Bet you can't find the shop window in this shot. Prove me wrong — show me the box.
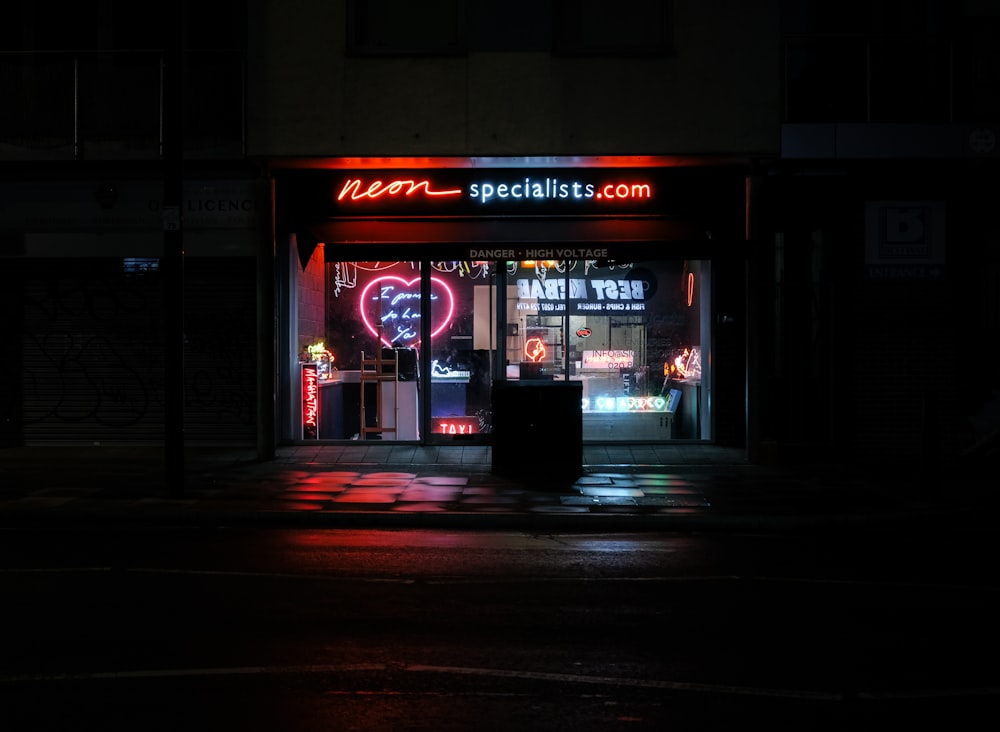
[310,257,709,443]
[312,260,493,440]
[506,258,709,442]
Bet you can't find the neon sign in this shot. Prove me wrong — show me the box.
[469,178,651,204]
[285,168,719,219]
[331,172,655,211]
[359,275,455,347]
[431,416,479,434]
[338,178,462,201]
[581,350,634,370]
[524,337,547,362]
[582,395,671,413]
[301,363,319,439]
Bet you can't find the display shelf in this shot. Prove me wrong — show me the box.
[359,347,399,440]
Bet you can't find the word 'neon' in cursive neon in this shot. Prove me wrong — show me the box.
[338,179,463,201]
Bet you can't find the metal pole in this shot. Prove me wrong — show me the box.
[163,12,185,495]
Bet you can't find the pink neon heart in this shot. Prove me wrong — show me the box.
[359,275,454,348]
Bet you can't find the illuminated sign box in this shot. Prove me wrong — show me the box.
[431,416,479,435]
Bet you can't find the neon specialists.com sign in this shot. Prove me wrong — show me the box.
[338,175,651,206]
[323,169,661,216]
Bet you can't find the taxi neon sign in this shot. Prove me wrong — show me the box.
[432,416,479,434]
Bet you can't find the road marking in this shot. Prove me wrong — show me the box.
[3,662,998,701]
[0,663,836,699]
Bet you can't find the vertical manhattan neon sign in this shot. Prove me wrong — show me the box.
[301,363,319,439]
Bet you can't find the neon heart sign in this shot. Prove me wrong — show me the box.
[359,275,455,348]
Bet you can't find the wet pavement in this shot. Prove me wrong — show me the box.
[0,443,993,531]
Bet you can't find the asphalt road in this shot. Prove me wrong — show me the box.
[1,525,997,731]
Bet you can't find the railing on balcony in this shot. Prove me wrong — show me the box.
[783,32,1000,124]
[0,50,245,161]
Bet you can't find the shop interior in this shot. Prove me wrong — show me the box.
[292,258,711,443]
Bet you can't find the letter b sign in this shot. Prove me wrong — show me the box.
[883,207,925,244]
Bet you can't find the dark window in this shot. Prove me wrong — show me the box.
[953,15,1000,121]
[552,0,674,57]
[781,0,971,123]
[347,0,467,56]
[868,37,951,122]
[783,36,869,122]
[468,1,552,52]
[0,1,245,53]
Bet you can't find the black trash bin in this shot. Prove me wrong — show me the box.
[491,381,582,487]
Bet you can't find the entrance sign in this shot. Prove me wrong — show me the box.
[865,200,946,280]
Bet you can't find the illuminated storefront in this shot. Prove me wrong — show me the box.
[273,159,747,447]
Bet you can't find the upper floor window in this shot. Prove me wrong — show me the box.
[0,0,245,53]
[346,0,467,56]
[346,0,673,57]
[552,0,674,57]
[781,0,1000,123]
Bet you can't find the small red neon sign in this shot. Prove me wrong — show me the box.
[432,416,479,435]
[524,337,547,362]
[338,178,462,202]
[301,363,319,440]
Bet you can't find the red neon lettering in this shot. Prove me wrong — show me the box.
[338,178,462,201]
[600,182,652,200]
[301,365,319,436]
[432,418,478,434]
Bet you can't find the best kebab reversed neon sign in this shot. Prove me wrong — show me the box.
[336,175,653,207]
